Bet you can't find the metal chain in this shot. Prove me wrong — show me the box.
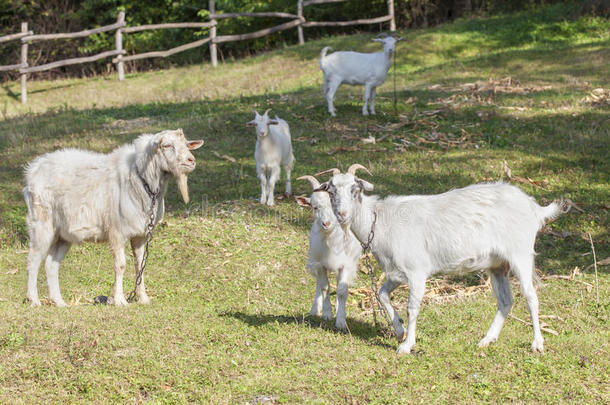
[360,211,394,337]
[126,170,159,303]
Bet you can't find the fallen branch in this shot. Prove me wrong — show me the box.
[509,314,559,336]
[212,151,236,163]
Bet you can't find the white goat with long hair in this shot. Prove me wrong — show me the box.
[319,34,402,116]
[247,109,295,206]
[316,164,568,354]
[23,129,203,307]
[296,174,362,330]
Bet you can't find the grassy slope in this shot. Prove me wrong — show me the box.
[0,4,608,403]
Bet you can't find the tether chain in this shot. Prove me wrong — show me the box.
[127,170,159,303]
[360,211,394,337]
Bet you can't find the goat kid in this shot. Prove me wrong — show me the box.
[319,33,402,116]
[316,164,568,354]
[296,174,362,330]
[247,109,295,206]
[24,129,203,307]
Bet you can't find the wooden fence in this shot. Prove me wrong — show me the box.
[0,0,395,104]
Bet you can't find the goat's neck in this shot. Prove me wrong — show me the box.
[135,153,169,201]
[347,195,377,247]
[317,220,346,253]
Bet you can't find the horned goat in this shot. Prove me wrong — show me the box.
[247,109,295,206]
[296,174,362,330]
[319,33,402,116]
[316,164,569,354]
[23,129,203,307]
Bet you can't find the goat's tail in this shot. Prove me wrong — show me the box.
[319,46,332,67]
[538,198,570,225]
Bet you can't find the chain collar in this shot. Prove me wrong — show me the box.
[136,167,160,201]
[361,210,377,253]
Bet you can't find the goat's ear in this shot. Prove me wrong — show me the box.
[246,120,257,127]
[313,182,330,193]
[187,140,204,150]
[268,120,279,126]
[295,196,311,207]
[357,179,374,191]
[395,36,404,42]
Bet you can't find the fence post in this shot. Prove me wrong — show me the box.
[388,0,396,31]
[297,0,304,45]
[115,11,125,81]
[209,0,217,67]
[20,22,28,104]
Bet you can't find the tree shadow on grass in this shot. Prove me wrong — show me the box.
[221,310,396,349]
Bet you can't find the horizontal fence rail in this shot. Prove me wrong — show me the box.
[2,0,395,103]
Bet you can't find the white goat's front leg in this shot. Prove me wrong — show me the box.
[335,266,350,330]
[109,239,128,306]
[362,83,373,116]
[284,164,292,196]
[26,220,55,307]
[131,236,150,304]
[45,240,71,307]
[326,78,341,117]
[369,87,377,115]
[266,166,280,206]
[479,269,513,347]
[258,168,268,205]
[310,268,332,320]
[396,275,426,355]
[378,279,405,342]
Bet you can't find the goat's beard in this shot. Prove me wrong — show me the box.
[177,173,190,204]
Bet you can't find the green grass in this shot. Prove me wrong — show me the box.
[1,4,609,403]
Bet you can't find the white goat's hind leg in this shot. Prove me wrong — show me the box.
[45,240,71,307]
[369,87,377,115]
[335,266,350,330]
[109,240,128,306]
[514,257,544,352]
[131,236,150,304]
[362,83,372,115]
[479,267,513,347]
[309,267,326,317]
[397,275,426,355]
[266,166,280,206]
[26,221,55,306]
[326,79,341,117]
[319,269,332,320]
[378,279,405,342]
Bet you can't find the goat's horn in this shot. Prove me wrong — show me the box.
[375,32,388,38]
[263,108,272,116]
[251,108,259,115]
[347,164,371,176]
[297,175,320,189]
[314,168,341,177]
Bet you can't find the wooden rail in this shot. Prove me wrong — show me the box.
[3,0,396,102]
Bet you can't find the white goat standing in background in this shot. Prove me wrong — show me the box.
[316,164,569,354]
[23,129,203,306]
[247,109,295,206]
[296,174,362,330]
[319,34,402,116]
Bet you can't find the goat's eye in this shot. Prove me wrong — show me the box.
[162,144,174,150]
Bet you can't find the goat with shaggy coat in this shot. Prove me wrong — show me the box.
[24,129,203,307]
[316,164,568,354]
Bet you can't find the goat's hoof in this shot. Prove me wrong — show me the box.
[362,111,369,116]
[27,297,42,307]
[478,336,497,348]
[109,296,129,306]
[531,339,544,353]
[397,329,407,343]
[52,299,68,307]
[266,201,275,207]
[322,312,333,321]
[396,342,414,355]
[138,295,151,305]
[335,320,347,331]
